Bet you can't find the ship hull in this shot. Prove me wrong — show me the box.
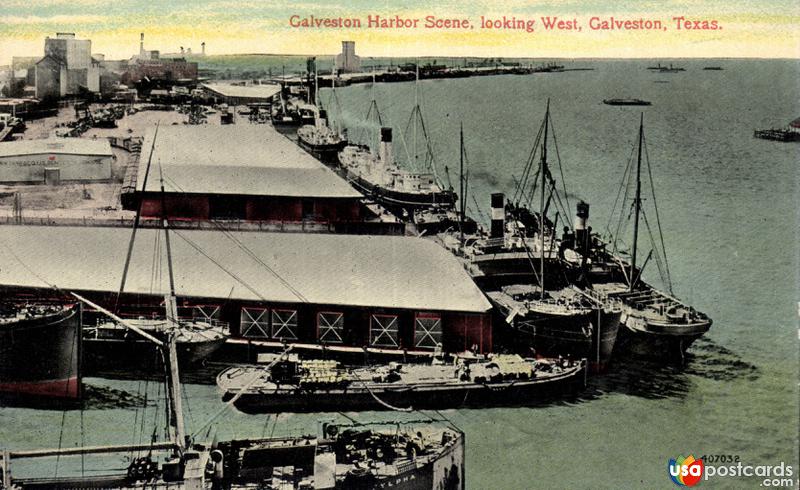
[82,335,226,373]
[224,366,586,413]
[297,137,347,163]
[493,303,621,372]
[0,305,82,400]
[615,314,711,361]
[346,170,457,212]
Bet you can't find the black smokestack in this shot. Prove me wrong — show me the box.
[491,193,505,238]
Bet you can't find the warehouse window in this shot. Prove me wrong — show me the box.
[240,307,269,338]
[414,313,442,349]
[317,311,344,344]
[271,309,298,340]
[370,314,399,348]
[193,305,221,322]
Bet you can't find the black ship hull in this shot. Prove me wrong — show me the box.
[346,171,457,212]
[82,335,226,374]
[493,304,621,372]
[224,366,586,413]
[614,314,711,362]
[0,305,82,400]
[297,137,348,163]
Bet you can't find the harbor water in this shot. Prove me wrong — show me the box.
[0,58,797,488]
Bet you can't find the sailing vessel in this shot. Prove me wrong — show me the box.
[603,98,651,106]
[218,353,586,413]
[0,303,82,401]
[583,115,712,361]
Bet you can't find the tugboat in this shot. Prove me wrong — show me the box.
[0,303,82,401]
[584,114,712,361]
[603,98,652,106]
[647,63,685,72]
[297,109,348,163]
[217,353,586,413]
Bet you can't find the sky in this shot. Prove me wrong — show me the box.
[1,0,798,65]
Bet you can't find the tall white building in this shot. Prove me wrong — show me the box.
[34,33,100,99]
[335,41,361,73]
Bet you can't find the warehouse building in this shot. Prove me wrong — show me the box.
[0,138,113,183]
[123,125,364,223]
[201,83,282,105]
[0,226,493,354]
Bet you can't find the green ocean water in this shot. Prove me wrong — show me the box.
[0,58,798,489]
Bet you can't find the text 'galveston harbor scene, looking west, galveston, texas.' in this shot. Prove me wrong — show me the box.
[0,1,797,489]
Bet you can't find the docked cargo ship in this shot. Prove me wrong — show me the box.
[0,303,82,400]
[583,115,712,361]
[297,109,348,163]
[217,353,586,413]
[338,127,457,212]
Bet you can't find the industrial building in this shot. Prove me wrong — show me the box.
[335,41,361,73]
[0,226,493,354]
[34,33,100,99]
[122,33,198,86]
[122,125,364,223]
[201,83,282,105]
[0,138,113,183]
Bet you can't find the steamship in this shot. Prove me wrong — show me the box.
[0,303,82,401]
[297,109,348,163]
[338,127,457,213]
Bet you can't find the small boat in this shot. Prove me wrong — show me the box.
[0,303,82,401]
[703,66,723,70]
[603,98,652,106]
[217,353,586,413]
[647,63,685,72]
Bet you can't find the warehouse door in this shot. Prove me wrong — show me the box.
[317,312,344,344]
[414,314,442,349]
[271,309,298,340]
[240,307,269,338]
[370,314,399,348]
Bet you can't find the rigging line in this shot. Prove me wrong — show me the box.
[169,230,271,304]
[642,134,672,293]
[160,175,310,304]
[513,120,545,206]
[641,210,668,290]
[606,141,637,242]
[612,147,637,255]
[547,109,573,223]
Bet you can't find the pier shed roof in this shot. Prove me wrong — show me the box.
[0,226,492,314]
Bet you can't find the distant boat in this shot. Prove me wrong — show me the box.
[703,66,724,70]
[603,98,652,106]
[754,117,800,142]
[647,63,685,73]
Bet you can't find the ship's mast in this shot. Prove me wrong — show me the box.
[459,122,465,246]
[158,164,187,453]
[630,113,644,292]
[539,100,550,298]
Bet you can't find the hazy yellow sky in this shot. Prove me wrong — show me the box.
[1,0,798,64]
